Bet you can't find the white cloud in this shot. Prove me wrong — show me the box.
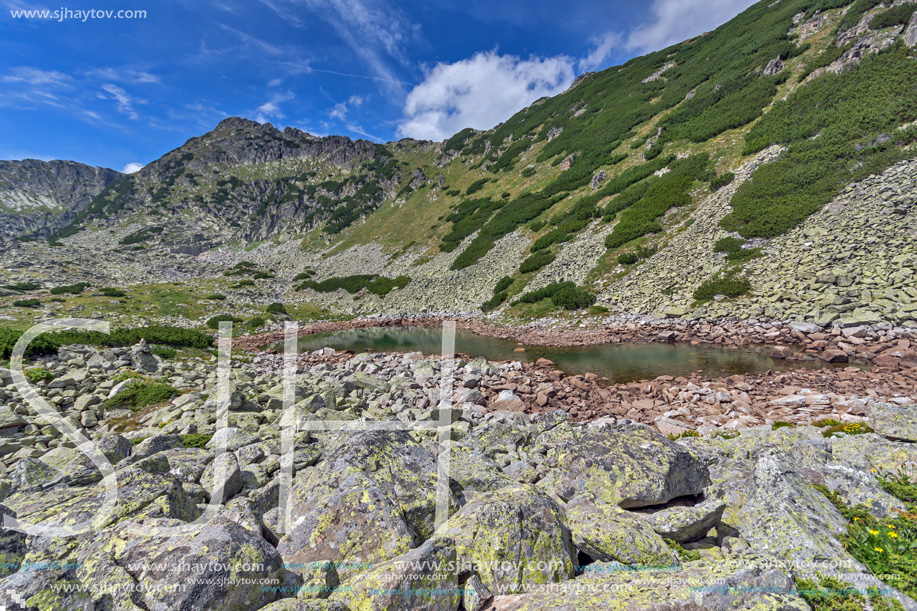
[329,94,365,121]
[397,50,575,142]
[122,162,143,173]
[99,83,145,119]
[88,68,161,84]
[268,77,283,87]
[254,90,295,123]
[579,32,621,72]
[2,67,71,86]
[626,0,757,52]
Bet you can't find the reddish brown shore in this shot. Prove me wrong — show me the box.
[239,316,917,431]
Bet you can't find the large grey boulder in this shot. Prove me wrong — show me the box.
[332,537,461,611]
[489,549,809,611]
[279,430,457,581]
[870,402,917,442]
[435,483,576,594]
[565,495,678,566]
[639,497,726,543]
[536,424,709,507]
[75,516,285,611]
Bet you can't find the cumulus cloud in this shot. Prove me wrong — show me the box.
[122,162,143,173]
[626,0,757,52]
[254,90,295,123]
[397,51,575,141]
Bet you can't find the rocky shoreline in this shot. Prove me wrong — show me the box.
[0,337,915,610]
[236,314,917,433]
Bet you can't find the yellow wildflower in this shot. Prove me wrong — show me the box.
[869,530,879,535]
[889,532,898,538]
[875,547,884,552]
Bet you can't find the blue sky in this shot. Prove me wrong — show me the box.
[0,0,757,172]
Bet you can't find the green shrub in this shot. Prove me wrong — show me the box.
[297,274,410,297]
[494,276,514,294]
[667,430,699,440]
[180,433,213,449]
[481,292,507,312]
[617,252,640,265]
[231,280,255,288]
[870,4,917,29]
[253,271,275,279]
[772,421,795,429]
[728,45,917,239]
[514,281,575,305]
[25,367,54,383]
[50,282,89,295]
[714,237,745,253]
[551,285,596,310]
[588,305,609,315]
[710,172,735,191]
[99,288,126,297]
[520,250,556,274]
[13,299,40,308]
[207,294,226,300]
[266,302,288,316]
[150,345,177,359]
[520,167,536,177]
[2,282,40,291]
[693,273,750,301]
[665,539,701,562]
[103,382,178,411]
[248,316,266,328]
[293,270,316,281]
[465,178,489,195]
[206,315,244,330]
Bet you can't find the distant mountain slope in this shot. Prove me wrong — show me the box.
[0,159,121,240]
[3,0,917,327]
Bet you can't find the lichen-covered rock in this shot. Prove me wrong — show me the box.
[261,599,349,610]
[4,466,198,532]
[446,444,513,501]
[639,498,726,543]
[537,424,708,507]
[730,454,864,574]
[0,503,25,578]
[870,402,917,442]
[206,427,259,452]
[332,537,461,611]
[9,457,59,491]
[75,516,285,611]
[489,549,809,611]
[200,451,243,501]
[564,495,677,566]
[279,431,457,581]
[435,483,575,594]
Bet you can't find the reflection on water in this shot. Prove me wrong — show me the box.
[275,326,848,384]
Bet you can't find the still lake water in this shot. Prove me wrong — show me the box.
[280,326,844,384]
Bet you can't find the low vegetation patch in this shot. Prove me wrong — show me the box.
[814,470,917,601]
[266,302,288,316]
[50,282,89,295]
[180,433,212,448]
[693,273,750,301]
[2,282,40,291]
[519,250,556,274]
[207,315,244,330]
[99,287,126,297]
[12,299,40,308]
[297,274,410,297]
[0,325,213,360]
[24,367,55,383]
[103,381,178,411]
[513,281,595,310]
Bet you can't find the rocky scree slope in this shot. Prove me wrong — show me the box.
[0,343,915,609]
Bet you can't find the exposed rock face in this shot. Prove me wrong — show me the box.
[0,159,121,238]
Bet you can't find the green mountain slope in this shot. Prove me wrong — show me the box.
[3,0,917,327]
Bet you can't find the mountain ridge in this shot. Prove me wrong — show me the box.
[2,0,917,331]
